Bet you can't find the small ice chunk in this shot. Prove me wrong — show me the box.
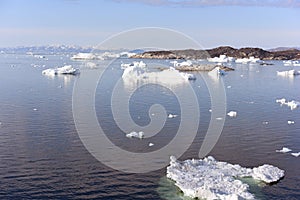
[216,117,223,120]
[276,147,292,153]
[262,121,269,125]
[227,111,237,117]
[276,98,286,104]
[148,142,154,147]
[33,108,38,111]
[252,164,285,183]
[126,131,144,139]
[180,72,196,80]
[277,70,300,76]
[291,152,300,157]
[168,114,178,118]
[227,85,232,89]
[209,109,212,112]
[287,120,295,124]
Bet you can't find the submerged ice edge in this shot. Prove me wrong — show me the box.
[167,156,284,200]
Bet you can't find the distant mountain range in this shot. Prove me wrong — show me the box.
[1,45,299,60]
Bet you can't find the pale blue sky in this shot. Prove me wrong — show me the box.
[0,0,299,48]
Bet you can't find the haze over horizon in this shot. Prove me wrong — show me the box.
[0,0,300,49]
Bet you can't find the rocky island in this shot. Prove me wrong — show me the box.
[131,46,300,60]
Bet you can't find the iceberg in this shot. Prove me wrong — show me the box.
[291,152,300,157]
[126,131,144,139]
[167,156,284,200]
[276,98,300,110]
[207,55,235,63]
[235,57,260,64]
[179,72,196,80]
[277,70,300,77]
[168,114,178,118]
[283,60,300,66]
[276,147,292,153]
[227,111,237,117]
[170,60,193,67]
[71,53,97,60]
[42,65,79,76]
[148,142,154,147]
[121,61,146,69]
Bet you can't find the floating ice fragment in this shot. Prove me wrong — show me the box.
[287,120,295,124]
[126,131,144,139]
[207,55,235,63]
[291,152,300,157]
[276,98,299,110]
[148,143,154,147]
[227,111,237,117]
[216,117,223,120]
[235,56,260,64]
[167,156,284,200]
[277,70,300,77]
[252,164,284,183]
[42,65,79,76]
[283,60,300,66]
[227,85,232,89]
[262,121,269,125]
[276,147,292,153]
[71,53,97,60]
[170,60,193,67]
[168,114,178,118]
[33,108,37,111]
[179,72,196,80]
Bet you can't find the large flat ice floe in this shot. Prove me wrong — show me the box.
[42,65,80,76]
[167,156,284,200]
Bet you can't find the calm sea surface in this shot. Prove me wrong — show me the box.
[0,53,299,199]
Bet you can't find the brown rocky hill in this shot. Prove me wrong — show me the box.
[131,46,300,60]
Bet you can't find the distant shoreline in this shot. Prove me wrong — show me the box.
[131,46,300,60]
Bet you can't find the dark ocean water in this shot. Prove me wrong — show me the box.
[0,53,299,199]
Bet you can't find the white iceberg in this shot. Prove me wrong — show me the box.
[252,164,285,183]
[208,55,235,63]
[121,61,146,69]
[148,142,154,147]
[283,60,300,66]
[170,60,193,67]
[168,114,178,118]
[71,53,97,60]
[291,152,300,157]
[227,111,237,117]
[277,70,300,77]
[179,72,196,80]
[276,147,292,153]
[276,98,300,110]
[42,65,79,76]
[235,56,260,64]
[126,131,144,139]
[167,156,284,200]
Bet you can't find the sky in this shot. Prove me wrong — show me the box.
[0,0,299,48]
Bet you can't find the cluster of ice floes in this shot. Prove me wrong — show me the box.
[126,131,144,139]
[42,65,79,76]
[170,60,193,67]
[276,98,300,110]
[208,55,235,63]
[283,60,300,66]
[277,69,300,77]
[121,61,196,87]
[235,57,260,64]
[71,51,136,60]
[276,147,300,157]
[167,156,284,200]
[121,61,146,69]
